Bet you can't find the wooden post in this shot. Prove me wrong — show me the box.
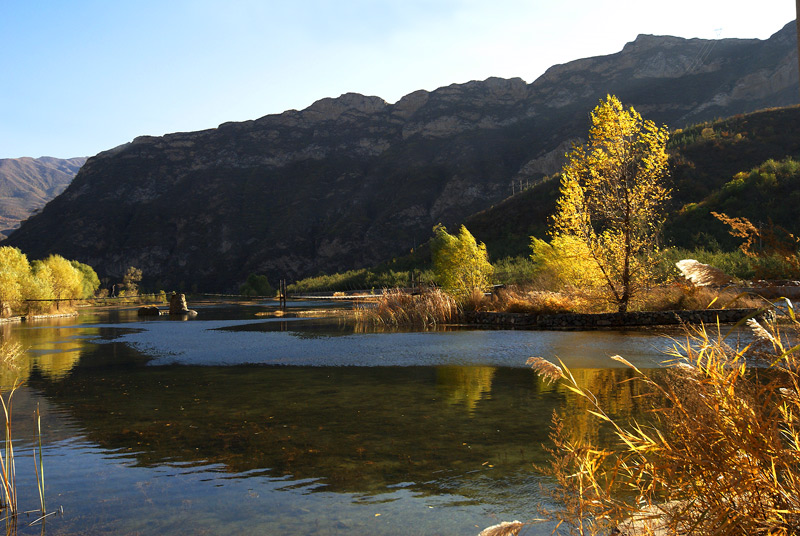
[280,279,287,312]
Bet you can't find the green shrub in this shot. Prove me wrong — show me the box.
[240,274,274,297]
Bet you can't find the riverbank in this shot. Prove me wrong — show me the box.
[0,311,79,324]
[460,307,772,330]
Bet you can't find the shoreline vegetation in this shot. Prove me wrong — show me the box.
[0,245,170,320]
[485,299,800,536]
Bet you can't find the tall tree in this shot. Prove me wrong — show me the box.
[431,224,493,297]
[122,266,143,296]
[70,260,101,298]
[552,95,670,313]
[41,255,83,301]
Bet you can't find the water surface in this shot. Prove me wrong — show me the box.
[0,302,678,535]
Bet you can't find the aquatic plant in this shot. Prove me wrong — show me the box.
[481,301,800,535]
[34,405,44,516]
[0,338,55,529]
[0,381,18,515]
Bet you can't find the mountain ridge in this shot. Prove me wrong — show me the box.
[4,21,798,290]
[0,156,86,239]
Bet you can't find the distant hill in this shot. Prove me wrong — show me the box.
[465,105,800,258]
[0,156,86,239]
[4,21,798,291]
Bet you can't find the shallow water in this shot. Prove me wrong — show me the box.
[0,302,679,535]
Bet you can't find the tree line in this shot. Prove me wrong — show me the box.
[0,247,101,316]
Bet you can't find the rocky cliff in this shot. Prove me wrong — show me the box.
[4,22,798,290]
[0,156,86,239]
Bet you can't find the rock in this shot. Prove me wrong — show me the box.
[169,292,197,316]
[137,306,162,316]
[676,259,734,286]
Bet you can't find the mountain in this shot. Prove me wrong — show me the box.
[0,156,86,240]
[4,22,798,291]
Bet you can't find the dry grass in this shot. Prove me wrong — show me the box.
[486,284,768,316]
[491,302,800,536]
[354,288,458,327]
[632,284,766,312]
[485,280,768,316]
[0,342,21,372]
[460,288,491,312]
[489,287,590,314]
[0,339,22,516]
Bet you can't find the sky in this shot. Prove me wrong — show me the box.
[1,0,796,159]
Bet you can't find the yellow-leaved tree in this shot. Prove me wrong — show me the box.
[431,224,493,297]
[0,247,32,316]
[552,95,670,313]
[41,255,83,301]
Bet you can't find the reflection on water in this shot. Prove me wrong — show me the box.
[0,318,102,386]
[436,366,496,413]
[0,305,668,535]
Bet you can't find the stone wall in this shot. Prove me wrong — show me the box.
[460,308,773,330]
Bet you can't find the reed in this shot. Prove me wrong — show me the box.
[33,404,44,515]
[0,383,18,514]
[0,338,55,529]
[0,340,21,515]
[481,300,800,535]
[354,288,458,327]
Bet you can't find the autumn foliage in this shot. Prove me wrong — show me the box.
[0,246,100,316]
[551,95,671,313]
[431,224,493,298]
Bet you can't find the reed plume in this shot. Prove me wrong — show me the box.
[526,357,564,384]
[483,303,800,535]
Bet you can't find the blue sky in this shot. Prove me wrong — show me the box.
[1,0,795,159]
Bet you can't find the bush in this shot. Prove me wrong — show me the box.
[432,224,493,297]
[530,236,606,292]
[288,268,433,294]
[492,256,535,286]
[240,274,274,297]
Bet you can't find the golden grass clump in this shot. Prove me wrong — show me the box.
[354,288,458,327]
[461,288,491,312]
[481,301,800,536]
[491,288,583,314]
[632,284,765,312]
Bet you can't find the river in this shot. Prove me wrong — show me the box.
[0,301,682,535]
